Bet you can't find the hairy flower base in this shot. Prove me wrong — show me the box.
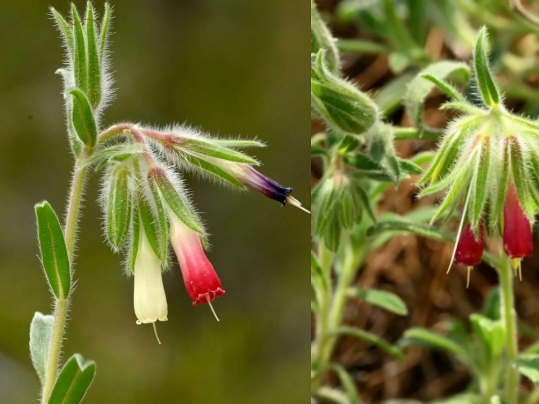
[169,216,225,306]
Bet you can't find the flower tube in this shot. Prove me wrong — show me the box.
[169,215,224,320]
[133,221,168,342]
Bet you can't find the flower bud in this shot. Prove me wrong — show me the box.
[211,162,309,212]
[133,224,168,325]
[503,182,533,259]
[311,50,378,135]
[455,222,484,266]
[169,215,224,318]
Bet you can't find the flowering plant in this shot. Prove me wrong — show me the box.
[29,3,305,403]
[311,1,539,403]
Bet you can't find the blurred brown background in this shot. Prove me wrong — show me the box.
[0,1,309,403]
[312,0,539,402]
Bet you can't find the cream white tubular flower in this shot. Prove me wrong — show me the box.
[134,222,168,338]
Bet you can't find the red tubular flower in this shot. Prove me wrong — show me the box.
[169,216,225,315]
[455,222,484,266]
[503,182,533,259]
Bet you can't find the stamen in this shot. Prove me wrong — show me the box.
[286,196,311,214]
[152,322,162,345]
[466,266,472,289]
[206,295,220,322]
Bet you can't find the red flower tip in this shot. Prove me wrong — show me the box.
[503,182,533,259]
[455,222,484,267]
[169,217,225,308]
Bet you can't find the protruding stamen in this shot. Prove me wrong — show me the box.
[152,322,162,345]
[510,258,523,281]
[206,295,220,322]
[467,266,472,289]
[287,196,310,214]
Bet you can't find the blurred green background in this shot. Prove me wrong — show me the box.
[0,1,308,403]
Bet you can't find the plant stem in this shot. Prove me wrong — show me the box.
[41,152,90,403]
[41,299,68,403]
[499,254,520,404]
[65,155,89,263]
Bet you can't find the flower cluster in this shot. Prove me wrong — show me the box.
[51,3,307,341]
[419,28,537,279]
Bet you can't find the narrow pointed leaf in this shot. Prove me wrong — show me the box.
[69,89,97,147]
[331,364,359,404]
[99,3,111,62]
[150,185,169,264]
[71,5,87,93]
[185,139,258,164]
[421,74,465,102]
[510,137,535,219]
[347,288,407,315]
[400,328,468,360]
[405,61,470,128]
[48,354,96,404]
[51,8,75,56]
[107,167,132,249]
[331,326,404,360]
[85,4,101,108]
[153,173,204,235]
[474,27,499,106]
[30,312,54,385]
[183,154,245,189]
[35,201,71,299]
[471,138,491,227]
[212,139,265,148]
[127,205,140,273]
[313,387,350,404]
[138,195,163,260]
[367,220,454,242]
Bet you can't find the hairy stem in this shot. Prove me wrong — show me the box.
[41,299,68,403]
[499,255,520,404]
[41,153,90,403]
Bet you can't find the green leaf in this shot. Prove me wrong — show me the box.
[311,251,327,292]
[421,74,466,102]
[405,61,470,128]
[347,288,407,315]
[510,137,535,219]
[184,154,245,189]
[367,220,454,242]
[313,387,350,404]
[470,138,491,227]
[99,3,111,63]
[212,138,266,148]
[69,89,97,148]
[85,4,101,108]
[48,354,96,404]
[153,173,204,235]
[51,7,75,57]
[491,139,510,226]
[331,364,359,404]
[483,287,501,320]
[399,159,423,175]
[107,167,132,249]
[513,355,539,385]
[470,314,505,358]
[331,326,404,360]
[474,27,499,107]
[126,205,140,273]
[35,201,71,299]
[400,328,468,361]
[344,154,381,171]
[71,5,87,93]
[150,184,169,264]
[138,194,164,261]
[185,139,258,164]
[81,144,143,169]
[30,312,54,385]
[311,0,339,73]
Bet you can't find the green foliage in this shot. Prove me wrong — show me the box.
[35,201,71,300]
[48,354,96,404]
[30,312,54,385]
